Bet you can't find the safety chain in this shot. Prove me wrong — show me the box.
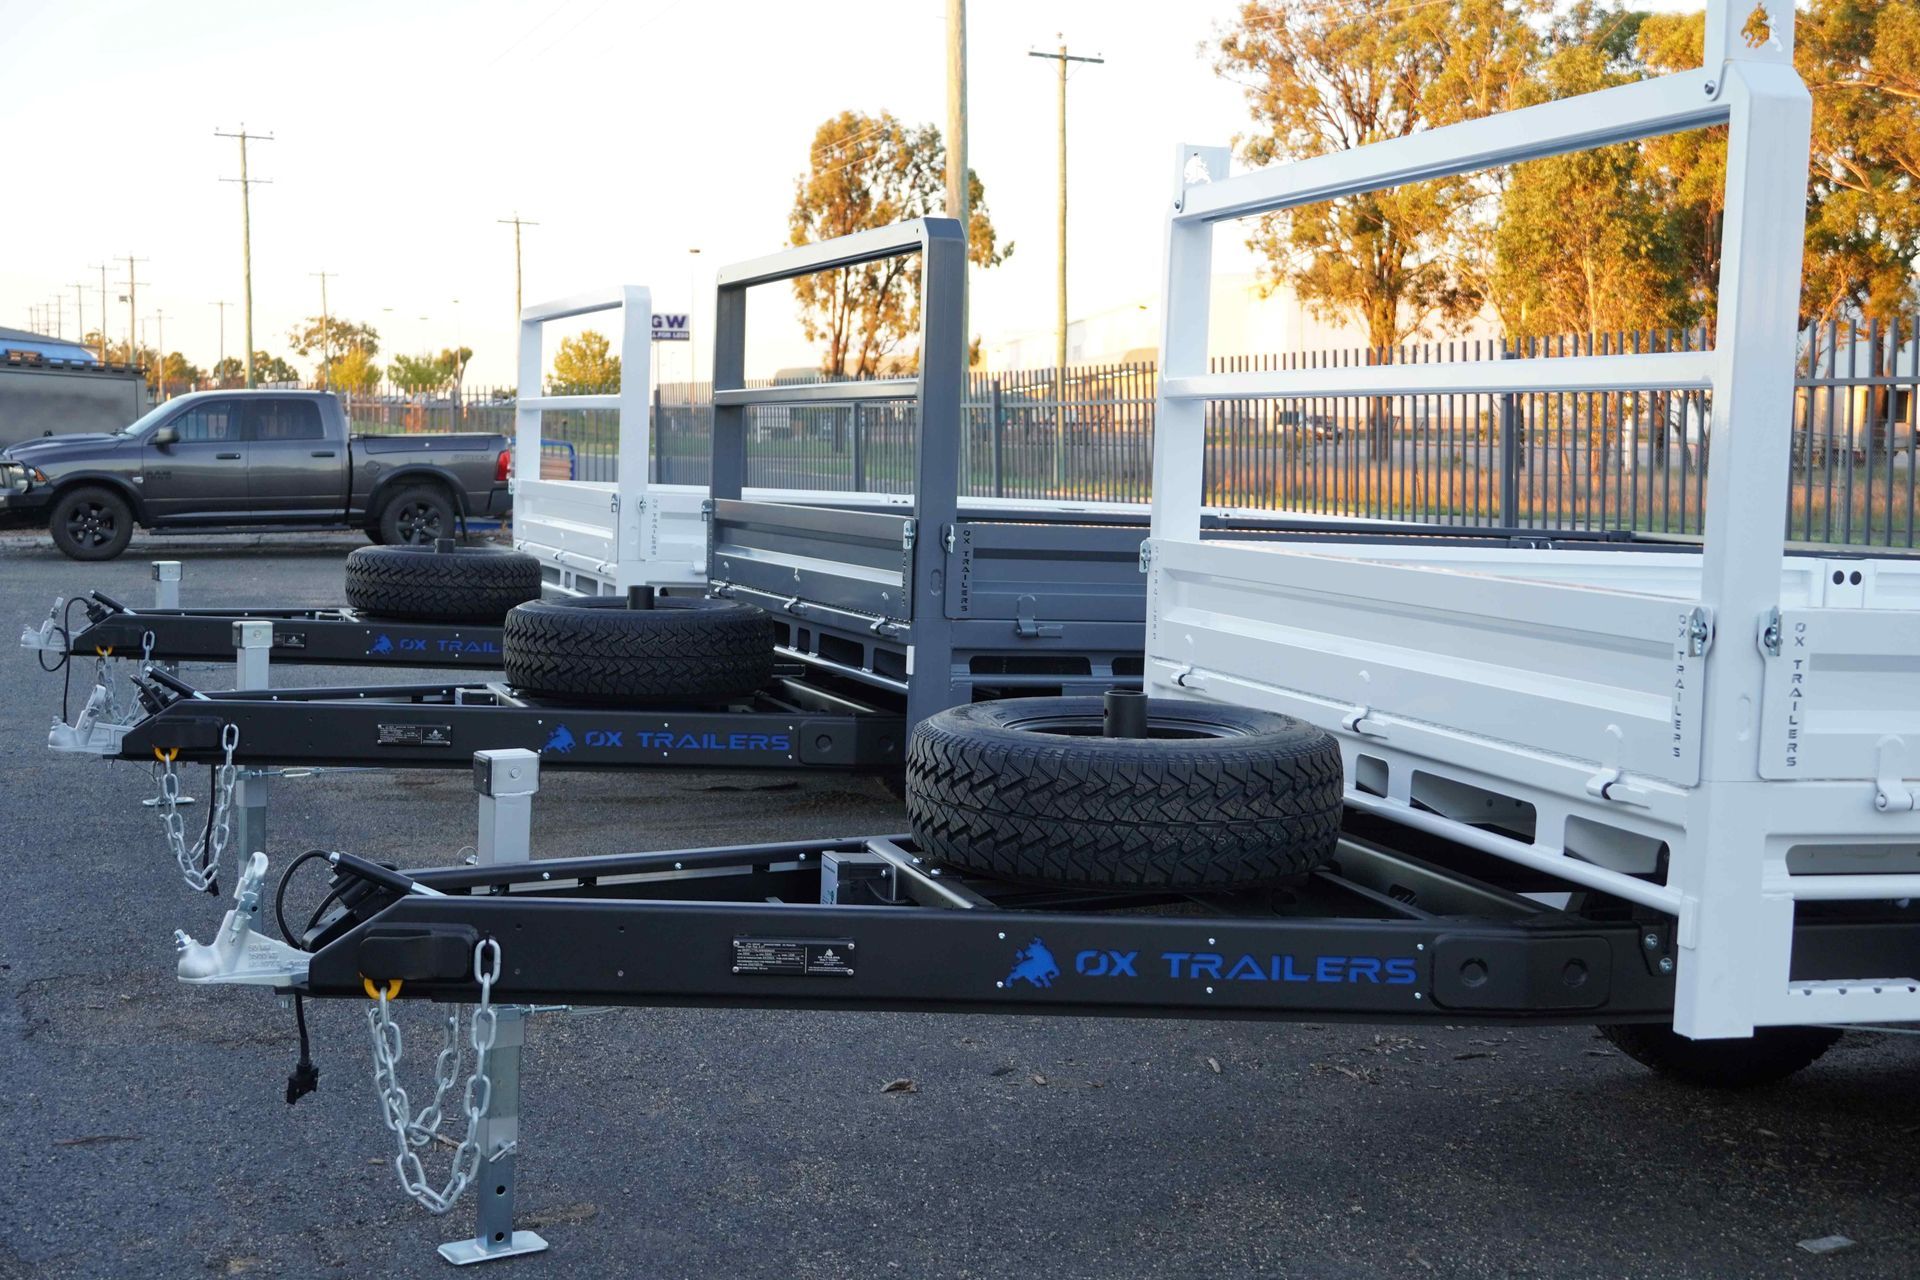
[155,723,240,892]
[367,938,502,1215]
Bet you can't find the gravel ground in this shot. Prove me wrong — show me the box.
[0,530,1916,1280]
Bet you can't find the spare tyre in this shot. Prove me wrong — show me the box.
[345,543,542,624]
[907,695,1343,890]
[503,591,775,704]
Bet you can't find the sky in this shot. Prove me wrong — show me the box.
[0,0,1705,388]
[0,0,1268,386]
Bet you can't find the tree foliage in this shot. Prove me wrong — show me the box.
[251,351,301,385]
[211,356,245,389]
[1799,0,1920,327]
[328,348,381,395]
[288,316,380,386]
[548,331,620,394]
[387,348,473,397]
[789,110,1010,379]
[1215,0,1543,353]
[1489,10,1700,340]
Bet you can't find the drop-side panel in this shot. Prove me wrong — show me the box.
[1758,606,1920,782]
[709,499,913,624]
[1147,540,1706,786]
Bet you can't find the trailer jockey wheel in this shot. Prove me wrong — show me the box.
[1598,1024,1842,1088]
[344,544,542,624]
[502,590,776,704]
[906,695,1344,890]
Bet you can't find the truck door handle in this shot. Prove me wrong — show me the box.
[310,450,337,457]
[216,452,243,460]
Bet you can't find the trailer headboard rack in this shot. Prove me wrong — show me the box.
[1142,0,1920,1038]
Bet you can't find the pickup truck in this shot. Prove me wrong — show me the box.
[0,389,511,560]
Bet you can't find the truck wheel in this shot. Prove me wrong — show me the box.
[345,544,541,624]
[906,696,1343,890]
[502,593,775,704]
[377,484,456,546]
[1600,1024,1841,1088]
[49,486,134,561]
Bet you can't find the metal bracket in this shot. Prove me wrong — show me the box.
[942,525,956,554]
[1342,705,1387,738]
[700,498,714,522]
[1169,664,1206,691]
[173,852,311,987]
[1874,737,1916,813]
[1685,605,1714,658]
[1013,595,1063,640]
[1584,766,1652,808]
[610,493,620,516]
[1758,606,1782,657]
[1138,539,1152,573]
[902,519,917,552]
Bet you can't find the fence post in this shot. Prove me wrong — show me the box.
[1498,338,1520,527]
[990,378,1006,498]
[851,401,866,492]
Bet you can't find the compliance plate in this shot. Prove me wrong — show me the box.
[376,723,454,747]
[732,937,856,977]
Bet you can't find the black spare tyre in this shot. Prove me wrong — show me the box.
[502,591,775,704]
[344,543,542,624]
[906,695,1344,890]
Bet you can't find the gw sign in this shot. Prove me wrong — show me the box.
[651,313,690,342]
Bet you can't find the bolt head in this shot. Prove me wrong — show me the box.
[1642,931,1661,950]
[1658,956,1676,974]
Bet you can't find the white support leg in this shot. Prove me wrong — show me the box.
[151,560,182,610]
[439,748,549,1266]
[231,621,272,864]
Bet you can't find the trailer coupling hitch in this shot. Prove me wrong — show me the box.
[46,683,133,756]
[19,597,64,652]
[175,853,310,988]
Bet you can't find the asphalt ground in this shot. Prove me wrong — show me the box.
[1,529,1916,1280]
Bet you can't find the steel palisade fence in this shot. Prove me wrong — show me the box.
[340,315,1919,548]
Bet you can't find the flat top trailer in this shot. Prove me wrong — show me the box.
[170,5,1920,1262]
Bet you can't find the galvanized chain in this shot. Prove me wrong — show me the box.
[154,757,190,878]
[159,724,240,892]
[366,938,502,1215]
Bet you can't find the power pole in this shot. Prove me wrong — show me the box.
[1029,38,1103,378]
[946,0,969,357]
[216,124,274,387]
[89,263,111,361]
[212,300,229,371]
[71,282,87,348]
[152,309,167,399]
[498,215,539,322]
[310,270,336,388]
[120,255,148,370]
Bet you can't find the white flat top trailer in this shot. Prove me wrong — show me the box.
[1143,0,1920,1038]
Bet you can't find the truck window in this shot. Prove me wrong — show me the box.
[169,402,240,442]
[246,399,325,441]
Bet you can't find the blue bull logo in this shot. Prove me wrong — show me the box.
[545,724,576,753]
[1005,938,1060,989]
[367,634,394,656]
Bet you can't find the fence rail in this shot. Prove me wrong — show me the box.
[339,314,1920,549]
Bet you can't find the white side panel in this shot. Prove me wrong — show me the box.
[1758,607,1920,785]
[1148,540,1706,785]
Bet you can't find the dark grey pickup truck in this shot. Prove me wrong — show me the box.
[0,389,511,560]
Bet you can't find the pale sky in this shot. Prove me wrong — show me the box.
[0,0,1267,386]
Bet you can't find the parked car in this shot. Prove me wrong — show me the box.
[0,389,511,560]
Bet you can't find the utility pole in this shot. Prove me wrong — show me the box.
[216,124,274,387]
[71,283,86,349]
[1029,38,1103,378]
[152,309,167,399]
[211,300,229,372]
[120,255,148,370]
[310,270,336,388]
[946,0,969,356]
[498,214,539,322]
[89,263,111,361]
